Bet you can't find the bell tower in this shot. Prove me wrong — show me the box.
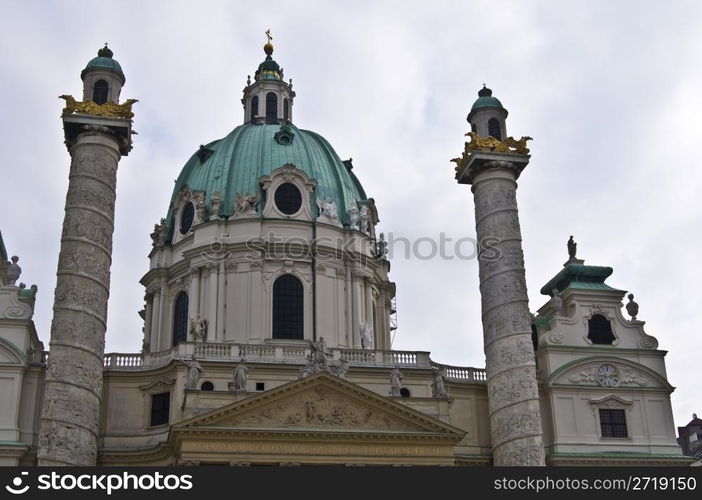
[453,87,545,465]
[37,46,135,466]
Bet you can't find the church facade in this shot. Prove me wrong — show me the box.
[0,40,689,466]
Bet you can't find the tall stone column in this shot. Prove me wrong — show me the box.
[38,110,133,465]
[456,152,545,466]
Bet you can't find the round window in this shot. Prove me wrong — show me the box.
[274,183,302,215]
[180,202,195,234]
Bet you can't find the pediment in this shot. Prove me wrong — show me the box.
[174,373,463,436]
[547,357,672,390]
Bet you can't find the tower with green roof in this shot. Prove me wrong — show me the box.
[453,86,545,465]
[38,46,135,466]
[531,240,682,464]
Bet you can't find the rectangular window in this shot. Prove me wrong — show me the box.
[599,409,627,438]
[150,392,170,426]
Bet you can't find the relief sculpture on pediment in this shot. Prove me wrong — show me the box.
[227,387,423,431]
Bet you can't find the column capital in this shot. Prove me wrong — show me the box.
[455,151,529,185]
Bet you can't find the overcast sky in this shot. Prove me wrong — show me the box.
[1,0,700,431]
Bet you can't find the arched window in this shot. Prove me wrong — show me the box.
[400,388,411,398]
[265,92,278,124]
[172,292,189,346]
[251,95,259,119]
[283,98,289,122]
[488,118,502,140]
[200,381,214,391]
[588,314,615,345]
[93,79,109,105]
[272,275,303,339]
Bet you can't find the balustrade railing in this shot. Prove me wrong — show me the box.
[104,352,144,368]
[102,342,486,382]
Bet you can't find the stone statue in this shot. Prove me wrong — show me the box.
[185,355,203,390]
[431,366,448,398]
[347,207,359,230]
[550,288,564,316]
[210,191,222,220]
[6,256,21,285]
[316,196,339,222]
[359,206,369,233]
[234,192,260,215]
[189,314,208,342]
[195,196,207,224]
[311,337,329,370]
[230,359,249,391]
[567,235,577,259]
[389,366,403,397]
[375,232,388,258]
[360,323,374,350]
[299,337,353,379]
[626,293,639,320]
[331,358,349,379]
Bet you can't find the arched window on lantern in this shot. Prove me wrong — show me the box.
[488,118,502,140]
[93,79,109,105]
[266,92,278,124]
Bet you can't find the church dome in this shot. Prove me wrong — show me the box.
[166,122,367,237]
[81,45,124,80]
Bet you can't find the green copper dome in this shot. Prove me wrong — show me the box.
[165,123,367,238]
[81,45,124,80]
[470,86,505,111]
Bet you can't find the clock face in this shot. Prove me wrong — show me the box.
[597,363,620,387]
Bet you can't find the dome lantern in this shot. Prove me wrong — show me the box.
[242,31,295,125]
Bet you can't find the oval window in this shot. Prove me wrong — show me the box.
[274,183,302,215]
[180,202,195,234]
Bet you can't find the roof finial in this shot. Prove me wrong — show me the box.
[97,42,113,59]
[478,84,492,97]
[264,29,274,56]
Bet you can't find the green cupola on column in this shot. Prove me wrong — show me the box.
[80,44,125,105]
[467,85,508,141]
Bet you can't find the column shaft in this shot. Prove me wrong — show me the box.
[471,167,545,466]
[38,132,121,466]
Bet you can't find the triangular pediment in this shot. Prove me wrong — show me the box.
[173,372,463,436]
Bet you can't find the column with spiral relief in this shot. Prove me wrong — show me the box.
[37,45,135,465]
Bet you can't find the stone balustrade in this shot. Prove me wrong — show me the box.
[100,342,486,383]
